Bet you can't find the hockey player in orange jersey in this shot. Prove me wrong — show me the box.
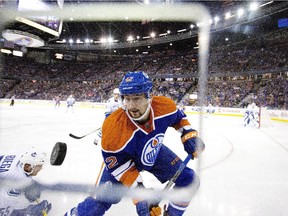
[65,71,205,216]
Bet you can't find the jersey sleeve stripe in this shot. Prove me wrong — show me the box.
[111,160,135,180]
[172,119,191,130]
[111,160,139,186]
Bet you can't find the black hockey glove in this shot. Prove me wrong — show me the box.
[181,129,205,158]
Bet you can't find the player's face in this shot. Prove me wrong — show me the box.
[113,93,119,100]
[25,164,43,176]
[123,94,149,119]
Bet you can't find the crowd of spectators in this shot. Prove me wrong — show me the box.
[0,29,287,109]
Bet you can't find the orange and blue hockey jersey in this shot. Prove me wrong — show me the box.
[101,96,193,187]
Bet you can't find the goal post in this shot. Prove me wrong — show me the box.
[259,106,272,128]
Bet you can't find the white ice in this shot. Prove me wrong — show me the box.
[1,103,288,216]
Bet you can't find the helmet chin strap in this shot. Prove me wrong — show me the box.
[129,99,151,123]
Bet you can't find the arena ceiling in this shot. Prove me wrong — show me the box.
[1,0,287,52]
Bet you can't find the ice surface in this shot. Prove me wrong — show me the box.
[1,103,288,216]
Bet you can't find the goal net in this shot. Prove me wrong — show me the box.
[1,2,211,216]
[259,106,272,128]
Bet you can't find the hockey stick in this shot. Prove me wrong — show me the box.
[69,127,101,139]
[164,154,193,190]
[148,154,193,212]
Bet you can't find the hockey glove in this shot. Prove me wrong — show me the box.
[24,181,41,202]
[11,200,52,216]
[181,129,205,158]
[149,204,162,216]
[136,201,162,216]
[136,200,150,216]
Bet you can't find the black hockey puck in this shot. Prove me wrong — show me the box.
[50,142,67,166]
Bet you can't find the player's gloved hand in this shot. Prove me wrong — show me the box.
[136,201,162,216]
[24,181,41,202]
[181,129,205,158]
[136,200,149,216]
[22,200,51,216]
[149,204,162,216]
[65,207,78,216]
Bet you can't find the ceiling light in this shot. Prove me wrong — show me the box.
[214,16,220,23]
[107,37,113,43]
[13,50,23,57]
[249,2,259,11]
[260,1,273,7]
[225,12,231,20]
[127,35,134,41]
[100,38,107,43]
[237,8,244,17]
[159,33,167,36]
[144,0,149,5]
[177,29,186,33]
[1,49,12,54]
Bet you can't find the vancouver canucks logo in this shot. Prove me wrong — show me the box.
[141,134,164,166]
[8,188,21,197]
[31,152,37,157]
[14,37,32,46]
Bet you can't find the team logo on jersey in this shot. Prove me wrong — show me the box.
[7,188,21,197]
[141,134,164,166]
[125,76,133,82]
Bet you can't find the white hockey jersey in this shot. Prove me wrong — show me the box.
[104,97,122,118]
[0,154,32,215]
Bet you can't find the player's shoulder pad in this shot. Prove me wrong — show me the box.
[151,96,177,118]
[102,109,137,152]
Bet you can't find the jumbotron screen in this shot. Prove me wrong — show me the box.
[17,0,62,37]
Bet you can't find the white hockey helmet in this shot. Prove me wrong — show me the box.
[20,147,47,175]
[113,88,120,94]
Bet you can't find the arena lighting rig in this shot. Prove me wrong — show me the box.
[53,1,274,45]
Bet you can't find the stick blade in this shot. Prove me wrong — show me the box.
[69,133,83,139]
